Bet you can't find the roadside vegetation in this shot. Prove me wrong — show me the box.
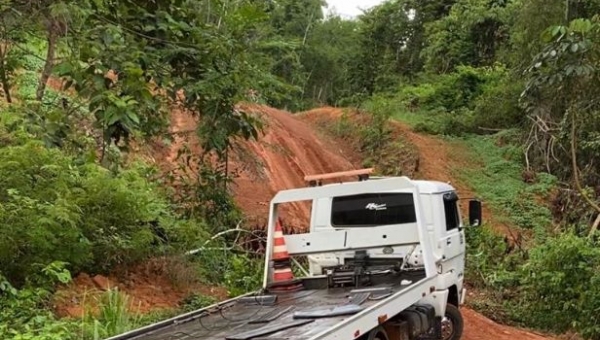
[2,0,600,339]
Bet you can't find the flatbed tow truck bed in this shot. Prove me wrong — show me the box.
[108,271,429,340]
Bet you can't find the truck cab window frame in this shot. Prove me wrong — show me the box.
[443,192,460,232]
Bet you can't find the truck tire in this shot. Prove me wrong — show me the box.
[367,326,389,340]
[441,304,463,340]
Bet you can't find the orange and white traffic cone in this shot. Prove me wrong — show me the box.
[268,219,303,293]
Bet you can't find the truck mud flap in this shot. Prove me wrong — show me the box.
[225,319,314,340]
[293,304,364,319]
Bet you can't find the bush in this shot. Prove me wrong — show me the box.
[392,65,517,136]
[180,294,217,312]
[0,273,78,340]
[0,142,207,285]
[194,249,263,298]
[82,288,144,339]
[471,75,525,131]
[518,234,600,337]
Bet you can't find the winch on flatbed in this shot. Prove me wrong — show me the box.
[106,169,482,340]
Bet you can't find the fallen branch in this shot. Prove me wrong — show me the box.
[186,220,256,255]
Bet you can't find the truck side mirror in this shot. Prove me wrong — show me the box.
[468,199,482,227]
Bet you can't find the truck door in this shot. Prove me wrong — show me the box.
[441,192,465,267]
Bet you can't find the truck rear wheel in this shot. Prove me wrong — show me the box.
[441,304,463,340]
[367,326,389,340]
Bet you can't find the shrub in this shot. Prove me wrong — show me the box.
[0,142,206,285]
[180,294,218,312]
[471,75,525,131]
[223,254,263,297]
[393,65,516,136]
[0,273,78,340]
[84,289,144,339]
[519,234,600,337]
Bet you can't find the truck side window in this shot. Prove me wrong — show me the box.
[443,193,460,231]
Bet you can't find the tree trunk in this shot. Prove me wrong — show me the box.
[0,70,12,103]
[0,45,12,103]
[36,26,57,101]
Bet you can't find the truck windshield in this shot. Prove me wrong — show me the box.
[331,193,417,227]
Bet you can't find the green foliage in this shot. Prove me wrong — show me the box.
[223,254,263,297]
[0,279,78,340]
[422,0,513,73]
[300,15,361,107]
[359,97,394,155]
[0,142,207,285]
[180,294,218,312]
[521,17,600,189]
[373,65,514,136]
[170,157,243,232]
[464,225,514,289]
[194,248,263,298]
[422,65,507,112]
[457,135,554,233]
[518,234,600,337]
[82,289,143,339]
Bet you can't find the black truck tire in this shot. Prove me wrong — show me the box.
[367,326,389,340]
[441,304,464,340]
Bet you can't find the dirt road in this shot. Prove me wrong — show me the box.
[462,307,555,340]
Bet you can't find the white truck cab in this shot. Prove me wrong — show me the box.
[307,176,477,309]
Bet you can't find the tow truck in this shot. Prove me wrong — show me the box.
[107,169,482,340]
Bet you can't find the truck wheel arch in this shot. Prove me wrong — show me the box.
[448,285,459,307]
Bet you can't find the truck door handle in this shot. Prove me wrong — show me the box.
[447,239,451,245]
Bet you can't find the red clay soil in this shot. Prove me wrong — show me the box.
[391,120,516,239]
[462,307,557,340]
[232,104,363,228]
[150,103,360,231]
[53,260,228,318]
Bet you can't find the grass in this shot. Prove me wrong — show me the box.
[452,134,555,238]
[391,109,432,128]
[390,105,555,237]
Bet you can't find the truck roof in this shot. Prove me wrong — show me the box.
[303,169,455,195]
[412,180,455,194]
[311,177,455,195]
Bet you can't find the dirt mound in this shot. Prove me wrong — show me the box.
[151,103,361,231]
[298,106,420,177]
[53,259,228,318]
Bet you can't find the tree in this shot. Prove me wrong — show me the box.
[522,18,600,232]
